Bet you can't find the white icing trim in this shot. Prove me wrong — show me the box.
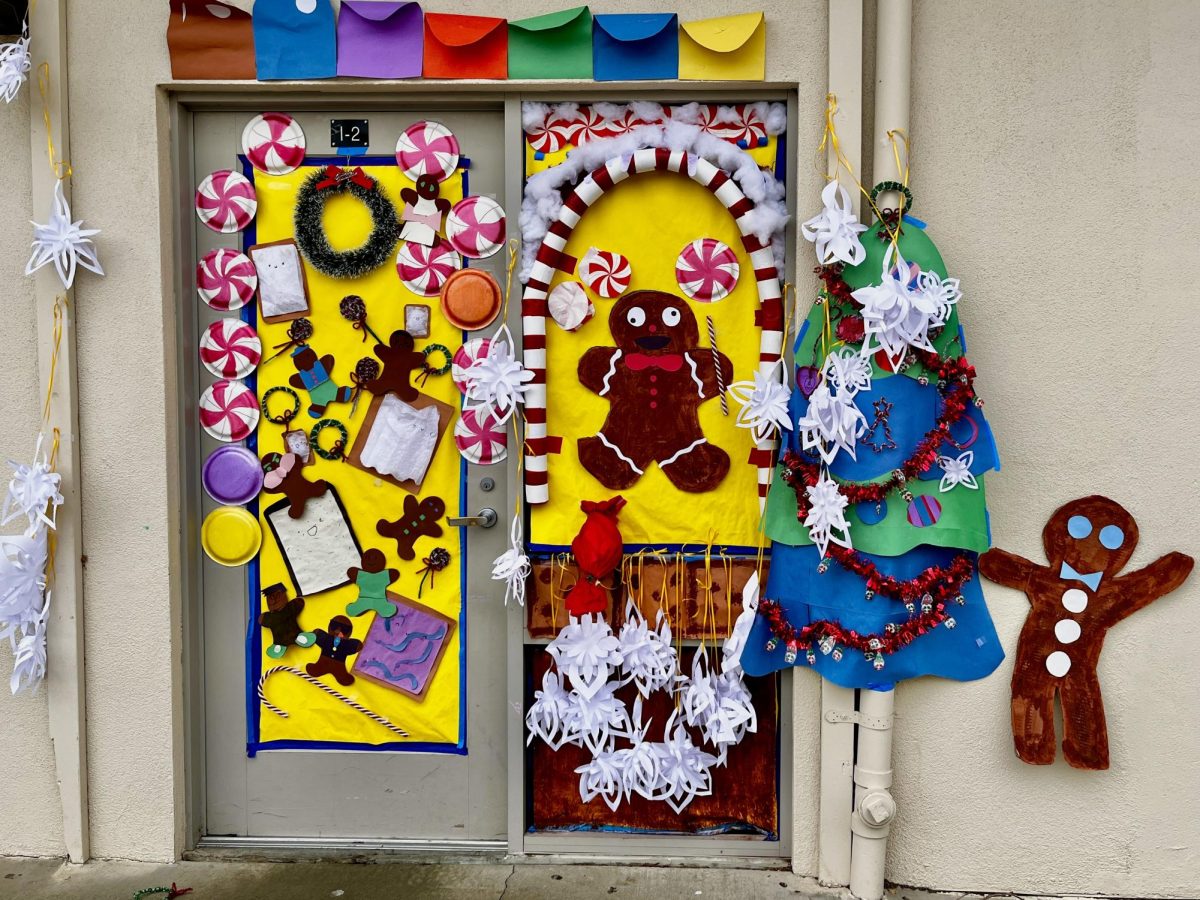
[598,349,622,397]
[659,437,708,468]
[597,431,644,475]
[684,352,705,398]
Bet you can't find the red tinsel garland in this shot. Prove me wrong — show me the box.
[821,545,974,606]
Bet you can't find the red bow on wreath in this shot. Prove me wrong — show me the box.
[315,165,374,191]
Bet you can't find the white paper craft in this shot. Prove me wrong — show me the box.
[460,324,533,426]
[359,395,440,486]
[796,382,867,465]
[805,469,853,557]
[575,746,625,812]
[491,514,531,607]
[0,23,31,104]
[937,451,979,492]
[525,668,575,750]
[25,180,103,290]
[616,598,678,698]
[728,363,792,444]
[563,679,631,754]
[264,489,360,597]
[801,179,868,266]
[654,709,718,813]
[823,348,873,396]
[721,571,759,675]
[546,613,622,700]
[249,240,310,321]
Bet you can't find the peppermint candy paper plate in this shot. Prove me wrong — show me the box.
[396,237,461,297]
[199,378,260,443]
[675,238,740,303]
[454,407,508,466]
[195,169,258,234]
[445,195,506,260]
[241,112,306,176]
[452,338,492,394]
[200,318,262,380]
[578,247,632,299]
[396,120,460,182]
[196,248,257,311]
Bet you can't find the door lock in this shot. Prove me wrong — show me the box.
[447,507,498,529]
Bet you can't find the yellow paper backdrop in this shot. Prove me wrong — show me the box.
[251,163,465,748]
[528,173,767,550]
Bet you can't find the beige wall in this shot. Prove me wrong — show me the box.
[0,0,1196,894]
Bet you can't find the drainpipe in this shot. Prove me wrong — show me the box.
[846,3,912,898]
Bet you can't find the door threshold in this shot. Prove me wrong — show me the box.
[190,835,507,864]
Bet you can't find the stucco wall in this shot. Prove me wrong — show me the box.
[0,0,1196,894]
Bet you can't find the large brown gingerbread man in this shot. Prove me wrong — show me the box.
[577,290,732,493]
[980,496,1193,770]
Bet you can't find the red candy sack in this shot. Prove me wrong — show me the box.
[566,496,626,616]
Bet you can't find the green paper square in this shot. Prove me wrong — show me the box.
[508,6,593,80]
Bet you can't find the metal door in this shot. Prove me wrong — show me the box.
[189,105,508,845]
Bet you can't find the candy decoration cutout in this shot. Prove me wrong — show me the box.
[241,112,306,176]
[526,120,569,156]
[906,495,943,528]
[578,248,632,299]
[195,169,258,234]
[454,407,508,465]
[445,195,506,260]
[395,120,460,182]
[396,238,461,297]
[200,318,262,380]
[200,378,260,442]
[547,281,593,332]
[452,338,491,394]
[196,248,257,311]
[675,238,740,303]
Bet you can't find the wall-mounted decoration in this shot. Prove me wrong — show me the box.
[980,496,1194,769]
[592,14,678,82]
[253,0,337,81]
[202,505,263,567]
[336,1,423,79]
[353,594,456,699]
[195,169,257,233]
[200,318,262,380]
[249,239,311,323]
[678,12,765,82]
[242,112,307,176]
[423,12,507,80]
[167,0,256,81]
[507,6,593,80]
[347,392,453,492]
[264,487,361,596]
[197,248,257,312]
[199,378,259,443]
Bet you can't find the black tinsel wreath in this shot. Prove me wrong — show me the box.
[293,168,401,279]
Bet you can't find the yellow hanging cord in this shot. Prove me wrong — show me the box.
[44,428,61,589]
[501,238,520,321]
[42,297,64,423]
[819,93,898,241]
[37,64,72,181]
[722,551,733,639]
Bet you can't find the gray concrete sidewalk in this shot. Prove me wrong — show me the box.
[0,857,1053,900]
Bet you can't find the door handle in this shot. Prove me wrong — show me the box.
[447,508,498,529]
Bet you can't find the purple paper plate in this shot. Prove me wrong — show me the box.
[202,445,264,506]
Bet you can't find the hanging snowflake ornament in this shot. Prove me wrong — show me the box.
[710,670,757,752]
[461,324,533,426]
[804,469,853,556]
[10,591,50,695]
[616,598,679,697]
[653,709,718,813]
[491,514,531,607]
[546,613,623,700]
[0,25,31,105]
[801,180,868,266]
[614,696,662,802]
[937,451,979,493]
[822,348,873,397]
[525,668,576,750]
[563,679,630,754]
[721,570,759,675]
[25,180,103,290]
[2,436,63,537]
[851,244,960,369]
[680,647,719,734]
[796,382,867,465]
[575,745,625,812]
[0,532,48,641]
[728,362,792,444]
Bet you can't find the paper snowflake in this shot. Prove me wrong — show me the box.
[0,29,31,105]
[26,180,104,290]
[653,710,718,813]
[801,180,868,266]
[804,469,853,557]
[525,668,575,750]
[721,571,759,676]
[2,437,63,537]
[822,348,873,397]
[728,363,792,444]
[461,324,533,426]
[563,679,630,754]
[547,613,623,700]
[937,451,979,493]
[575,745,625,811]
[616,599,678,697]
[491,514,530,607]
[0,531,48,638]
[796,382,867,465]
[9,591,50,695]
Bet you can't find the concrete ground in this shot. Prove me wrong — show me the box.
[0,857,1058,900]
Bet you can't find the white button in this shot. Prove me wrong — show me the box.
[1046,651,1072,677]
[1054,619,1081,644]
[1061,588,1088,613]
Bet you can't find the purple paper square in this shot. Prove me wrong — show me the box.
[336,1,424,79]
[352,595,453,698]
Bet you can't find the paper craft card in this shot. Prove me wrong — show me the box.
[264,487,361,597]
[253,0,337,81]
[679,12,765,81]
[424,12,507,80]
[167,0,257,80]
[508,6,593,80]
[337,1,424,79]
[352,593,456,700]
[347,392,454,493]
[592,13,678,81]
[248,239,311,324]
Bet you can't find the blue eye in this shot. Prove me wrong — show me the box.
[1067,515,1092,539]
[1099,525,1125,549]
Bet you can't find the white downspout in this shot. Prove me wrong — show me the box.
[847,2,911,898]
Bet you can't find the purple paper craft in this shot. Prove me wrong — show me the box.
[337,1,424,79]
[352,594,454,699]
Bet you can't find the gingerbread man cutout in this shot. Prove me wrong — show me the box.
[262,451,328,519]
[980,495,1193,770]
[399,176,451,247]
[377,494,446,561]
[365,330,424,403]
[346,548,400,618]
[288,345,353,418]
[577,291,732,492]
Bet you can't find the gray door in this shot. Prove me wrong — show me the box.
[190,105,509,842]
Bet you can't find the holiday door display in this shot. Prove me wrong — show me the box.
[740,182,1005,687]
[979,496,1193,769]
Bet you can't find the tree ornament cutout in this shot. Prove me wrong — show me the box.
[980,495,1194,770]
[861,397,897,453]
[801,179,868,266]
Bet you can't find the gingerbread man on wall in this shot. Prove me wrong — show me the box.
[980,495,1193,769]
[578,290,732,493]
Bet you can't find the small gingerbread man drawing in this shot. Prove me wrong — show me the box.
[399,176,451,247]
[377,494,446,561]
[577,290,732,493]
[365,330,424,403]
[980,495,1193,769]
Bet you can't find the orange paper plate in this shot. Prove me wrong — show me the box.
[439,268,502,331]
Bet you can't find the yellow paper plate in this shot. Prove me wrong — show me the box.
[202,505,262,567]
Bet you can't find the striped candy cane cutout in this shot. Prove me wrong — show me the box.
[258,665,409,737]
[521,148,784,509]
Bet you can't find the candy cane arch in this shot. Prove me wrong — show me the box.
[521,148,784,507]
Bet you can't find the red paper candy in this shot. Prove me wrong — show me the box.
[565,496,626,617]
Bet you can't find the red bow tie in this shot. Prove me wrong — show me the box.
[625,352,684,372]
[315,166,374,191]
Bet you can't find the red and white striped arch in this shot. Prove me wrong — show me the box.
[521,147,785,507]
